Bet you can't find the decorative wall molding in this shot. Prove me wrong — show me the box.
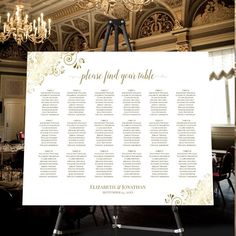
[189,19,234,49]
[193,0,234,26]
[137,11,175,38]
[0,60,27,74]
[39,40,56,51]
[62,32,70,46]
[176,42,191,51]
[3,77,26,98]
[172,27,191,51]
[73,19,90,33]
[64,33,87,51]
[164,0,182,8]
[49,28,58,43]
[107,2,130,19]
[61,25,77,33]
[173,19,183,30]
[0,1,234,54]
[0,40,27,60]
[94,14,111,22]
[47,3,81,21]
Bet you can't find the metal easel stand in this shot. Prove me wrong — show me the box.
[52,19,131,236]
[102,19,184,236]
[52,206,112,236]
[52,18,184,236]
[52,206,65,236]
[52,20,131,235]
[112,206,184,236]
[102,19,132,52]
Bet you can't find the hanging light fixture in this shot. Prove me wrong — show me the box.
[0,4,51,45]
[77,0,154,14]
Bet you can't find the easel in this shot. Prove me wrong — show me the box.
[52,19,184,236]
[52,206,112,236]
[102,19,132,52]
[102,19,184,236]
[112,206,184,235]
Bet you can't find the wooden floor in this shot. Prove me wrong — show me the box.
[0,176,234,236]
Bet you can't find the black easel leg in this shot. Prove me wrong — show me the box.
[120,22,132,51]
[172,206,184,236]
[102,19,132,52]
[52,206,65,236]
[114,23,119,51]
[102,21,113,51]
[100,206,108,225]
[103,206,112,225]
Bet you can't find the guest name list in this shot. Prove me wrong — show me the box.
[23,52,213,205]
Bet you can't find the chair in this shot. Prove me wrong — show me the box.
[0,186,14,207]
[0,185,25,234]
[226,146,235,175]
[63,206,98,229]
[11,149,24,170]
[52,205,112,233]
[0,186,14,224]
[213,151,235,205]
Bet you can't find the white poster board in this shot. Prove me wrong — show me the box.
[23,52,213,205]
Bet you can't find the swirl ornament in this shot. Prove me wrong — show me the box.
[164,174,213,205]
[27,52,85,93]
[63,52,77,65]
[74,58,85,69]
[165,194,183,205]
[63,53,85,69]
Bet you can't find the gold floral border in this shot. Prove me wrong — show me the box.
[27,52,85,93]
[165,174,213,205]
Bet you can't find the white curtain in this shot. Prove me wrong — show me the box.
[209,48,235,80]
[209,47,235,125]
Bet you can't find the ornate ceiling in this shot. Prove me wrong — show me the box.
[0,0,234,54]
[0,0,72,15]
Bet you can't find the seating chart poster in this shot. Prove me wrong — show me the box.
[23,52,213,205]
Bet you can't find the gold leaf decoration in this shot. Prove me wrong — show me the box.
[27,52,85,93]
[165,174,213,205]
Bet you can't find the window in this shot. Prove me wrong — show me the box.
[208,47,235,126]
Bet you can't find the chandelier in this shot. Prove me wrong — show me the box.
[0,4,51,45]
[77,0,154,14]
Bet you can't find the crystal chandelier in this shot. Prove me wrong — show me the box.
[77,0,154,14]
[0,4,51,45]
